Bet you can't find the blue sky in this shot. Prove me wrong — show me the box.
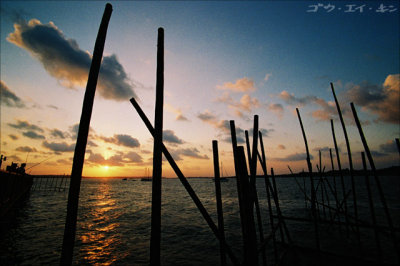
[1,1,399,176]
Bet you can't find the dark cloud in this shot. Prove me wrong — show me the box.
[197,110,217,122]
[9,134,19,140]
[50,129,67,139]
[273,153,314,162]
[8,119,44,132]
[16,146,37,152]
[379,140,398,153]
[1,80,25,108]
[163,130,184,144]
[249,128,273,138]
[370,150,387,157]
[267,103,284,118]
[47,104,58,110]
[42,141,75,152]
[87,151,143,166]
[23,131,45,139]
[345,74,399,124]
[100,134,140,148]
[172,148,209,160]
[7,19,136,101]
[87,140,98,147]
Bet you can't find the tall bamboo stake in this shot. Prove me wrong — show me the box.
[130,98,239,266]
[361,152,382,263]
[230,120,246,251]
[245,130,252,171]
[247,116,267,266]
[212,140,227,266]
[330,119,349,236]
[330,82,360,244]
[296,108,320,251]
[259,131,278,262]
[351,102,399,262]
[60,4,112,265]
[150,27,164,266]
[236,146,258,266]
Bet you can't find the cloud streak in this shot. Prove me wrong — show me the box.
[217,77,256,93]
[1,80,25,108]
[7,19,136,101]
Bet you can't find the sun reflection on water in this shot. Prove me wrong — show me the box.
[78,181,124,265]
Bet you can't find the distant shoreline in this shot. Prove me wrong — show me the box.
[30,165,399,179]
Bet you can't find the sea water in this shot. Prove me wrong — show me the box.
[1,176,399,265]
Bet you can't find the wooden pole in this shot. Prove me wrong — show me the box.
[396,138,400,156]
[259,131,278,262]
[130,98,240,266]
[212,140,227,266]
[245,130,252,171]
[296,108,320,251]
[236,146,258,266]
[351,103,399,262]
[330,83,360,244]
[60,4,112,265]
[150,27,164,266]
[361,152,382,263]
[248,115,267,266]
[230,120,246,251]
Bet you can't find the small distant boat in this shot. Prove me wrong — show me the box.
[212,162,229,182]
[122,178,127,181]
[141,167,151,182]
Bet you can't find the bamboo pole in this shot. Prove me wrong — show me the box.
[396,138,400,156]
[130,98,239,266]
[331,83,360,244]
[60,4,112,265]
[150,27,164,266]
[296,108,320,251]
[330,119,349,236]
[361,152,382,263]
[248,116,267,266]
[212,140,227,266]
[236,146,258,266]
[351,102,399,262]
[245,130,252,171]
[230,120,246,252]
[259,131,278,262]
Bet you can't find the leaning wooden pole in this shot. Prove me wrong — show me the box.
[330,82,360,244]
[150,27,164,266]
[259,131,278,262]
[296,108,320,251]
[350,102,399,262]
[212,140,227,266]
[60,4,112,266]
[130,98,240,266]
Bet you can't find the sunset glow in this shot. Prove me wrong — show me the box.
[1,1,399,177]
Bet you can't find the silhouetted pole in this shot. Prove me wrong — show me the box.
[236,146,258,266]
[150,27,164,266]
[330,119,349,236]
[296,108,320,252]
[130,98,239,266]
[259,131,278,262]
[230,120,246,249]
[245,130,252,171]
[361,152,382,263]
[60,4,112,265]
[396,138,400,156]
[331,82,360,244]
[351,103,399,262]
[212,140,227,266]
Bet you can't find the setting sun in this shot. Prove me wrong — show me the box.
[103,166,109,170]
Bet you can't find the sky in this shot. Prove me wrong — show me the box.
[0,1,399,177]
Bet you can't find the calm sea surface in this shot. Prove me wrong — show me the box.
[1,176,399,265]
